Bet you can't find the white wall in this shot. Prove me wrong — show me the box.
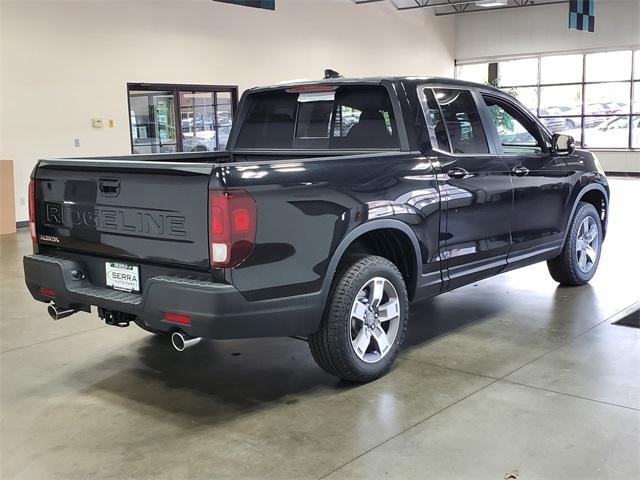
[0,0,456,222]
[455,0,640,173]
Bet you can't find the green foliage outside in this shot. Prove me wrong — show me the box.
[485,78,516,133]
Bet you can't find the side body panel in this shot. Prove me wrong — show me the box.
[436,154,514,290]
[222,152,443,307]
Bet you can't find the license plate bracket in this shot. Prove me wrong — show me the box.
[105,262,140,293]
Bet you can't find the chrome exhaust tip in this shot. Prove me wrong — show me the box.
[171,331,202,352]
[47,304,77,321]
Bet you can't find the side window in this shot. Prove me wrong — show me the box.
[433,89,489,154]
[422,89,451,152]
[482,96,544,154]
[329,85,399,149]
[333,105,362,137]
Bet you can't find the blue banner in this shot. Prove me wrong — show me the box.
[569,0,595,32]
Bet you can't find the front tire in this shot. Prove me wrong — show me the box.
[547,202,602,286]
[309,255,409,382]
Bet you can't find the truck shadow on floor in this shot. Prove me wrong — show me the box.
[71,282,599,426]
[71,293,501,426]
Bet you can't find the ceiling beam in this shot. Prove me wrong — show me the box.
[359,0,569,15]
[434,0,568,16]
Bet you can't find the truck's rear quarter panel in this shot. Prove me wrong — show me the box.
[223,153,442,303]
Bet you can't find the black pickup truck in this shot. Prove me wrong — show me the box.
[24,77,609,382]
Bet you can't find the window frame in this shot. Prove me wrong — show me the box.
[479,93,550,157]
[126,82,239,154]
[455,47,640,151]
[417,84,519,157]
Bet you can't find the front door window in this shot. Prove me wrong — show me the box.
[482,96,545,154]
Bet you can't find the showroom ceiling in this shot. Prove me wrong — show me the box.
[353,0,568,16]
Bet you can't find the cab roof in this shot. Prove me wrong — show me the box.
[250,76,503,95]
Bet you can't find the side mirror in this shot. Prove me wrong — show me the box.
[552,134,575,156]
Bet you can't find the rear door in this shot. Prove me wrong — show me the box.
[478,93,573,267]
[420,87,513,290]
[34,155,218,269]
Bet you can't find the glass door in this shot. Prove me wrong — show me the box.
[180,91,234,151]
[180,91,216,152]
[128,84,238,153]
[129,90,177,154]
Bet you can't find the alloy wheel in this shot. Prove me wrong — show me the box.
[576,216,599,273]
[349,277,401,364]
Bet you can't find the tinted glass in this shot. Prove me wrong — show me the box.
[482,96,542,153]
[422,88,450,152]
[235,91,297,149]
[296,100,333,138]
[433,89,489,154]
[235,86,399,150]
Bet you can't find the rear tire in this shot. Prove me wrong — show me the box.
[309,255,409,382]
[547,202,602,286]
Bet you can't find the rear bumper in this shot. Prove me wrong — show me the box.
[23,254,322,339]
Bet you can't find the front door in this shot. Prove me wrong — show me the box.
[479,94,573,268]
[421,87,514,290]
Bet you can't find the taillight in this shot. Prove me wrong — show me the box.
[208,190,256,268]
[28,179,37,245]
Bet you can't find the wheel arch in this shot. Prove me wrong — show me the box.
[567,183,609,242]
[321,220,423,305]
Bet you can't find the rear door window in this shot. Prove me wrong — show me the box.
[234,85,399,150]
[432,88,489,154]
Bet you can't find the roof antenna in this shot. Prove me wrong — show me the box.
[324,69,342,79]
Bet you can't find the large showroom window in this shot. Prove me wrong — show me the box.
[456,49,640,150]
[127,83,238,154]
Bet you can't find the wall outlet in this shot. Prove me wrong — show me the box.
[19,197,25,207]
[74,138,80,148]
[108,119,114,128]
[91,118,103,129]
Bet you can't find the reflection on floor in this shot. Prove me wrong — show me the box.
[1,178,638,479]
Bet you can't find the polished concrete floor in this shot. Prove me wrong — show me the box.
[1,178,639,480]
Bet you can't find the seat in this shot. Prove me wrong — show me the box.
[346,110,393,148]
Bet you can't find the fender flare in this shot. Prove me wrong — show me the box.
[562,182,609,244]
[319,219,423,306]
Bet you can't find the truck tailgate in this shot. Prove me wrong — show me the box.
[34,157,218,269]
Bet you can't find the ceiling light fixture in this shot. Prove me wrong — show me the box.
[475,0,508,7]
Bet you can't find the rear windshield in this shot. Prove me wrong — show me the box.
[234,85,400,150]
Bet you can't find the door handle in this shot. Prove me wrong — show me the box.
[446,167,469,180]
[512,165,530,177]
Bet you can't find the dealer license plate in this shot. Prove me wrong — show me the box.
[105,262,140,293]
